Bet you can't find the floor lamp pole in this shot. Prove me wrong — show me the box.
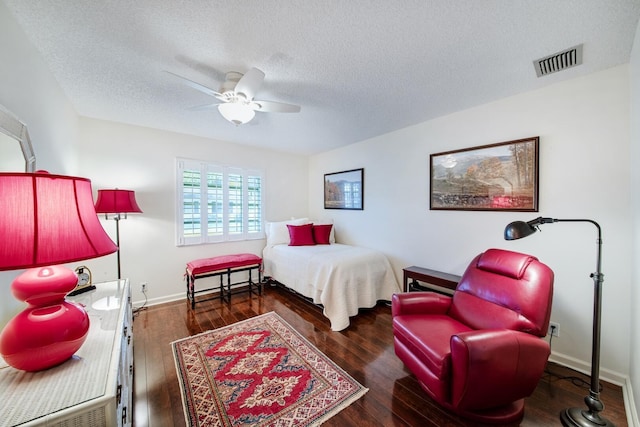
[559,220,613,427]
[114,214,122,280]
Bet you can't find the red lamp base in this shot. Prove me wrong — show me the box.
[0,266,90,372]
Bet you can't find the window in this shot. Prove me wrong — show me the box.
[176,159,264,245]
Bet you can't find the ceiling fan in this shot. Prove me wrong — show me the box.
[166,67,301,125]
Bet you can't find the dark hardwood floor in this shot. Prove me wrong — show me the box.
[132,284,627,426]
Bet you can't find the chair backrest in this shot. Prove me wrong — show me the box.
[448,248,554,337]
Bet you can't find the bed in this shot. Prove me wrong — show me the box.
[263,218,401,331]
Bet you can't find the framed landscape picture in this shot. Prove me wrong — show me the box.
[324,168,364,210]
[430,137,539,211]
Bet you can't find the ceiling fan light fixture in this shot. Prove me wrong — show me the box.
[218,102,255,125]
[170,67,299,124]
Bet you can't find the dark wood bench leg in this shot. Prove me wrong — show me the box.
[185,270,189,299]
[186,272,196,310]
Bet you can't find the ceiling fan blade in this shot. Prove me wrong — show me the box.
[251,100,301,113]
[235,67,265,100]
[187,102,223,111]
[164,70,226,101]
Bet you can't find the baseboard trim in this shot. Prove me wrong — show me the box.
[133,291,189,308]
[549,352,625,386]
[132,288,229,309]
[549,352,638,426]
[623,378,639,427]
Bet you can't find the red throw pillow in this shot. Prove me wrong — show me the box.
[287,223,316,246]
[312,224,333,244]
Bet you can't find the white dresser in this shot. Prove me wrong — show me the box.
[0,280,133,427]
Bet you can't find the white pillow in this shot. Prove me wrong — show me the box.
[266,218,310,246]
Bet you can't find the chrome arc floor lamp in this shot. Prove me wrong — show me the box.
[504,217,614,427]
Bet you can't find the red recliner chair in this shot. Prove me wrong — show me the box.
[392,248,554,424]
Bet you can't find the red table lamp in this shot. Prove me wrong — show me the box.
[94,189,143,279]
[0,172,117,371]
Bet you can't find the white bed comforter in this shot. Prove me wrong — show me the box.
[263,243,401,331]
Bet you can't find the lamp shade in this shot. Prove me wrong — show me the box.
[0,172,118,271]
[95,189,143,214]
[504,217,557,241]
[504,221,538,240]
[218,102,256,125]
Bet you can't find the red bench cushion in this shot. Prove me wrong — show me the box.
[186,253,262,276]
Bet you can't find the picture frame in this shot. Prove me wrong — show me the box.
[430,137,539,211]
[324,168,364,210]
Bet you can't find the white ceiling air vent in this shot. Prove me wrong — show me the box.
[533,44,583,77]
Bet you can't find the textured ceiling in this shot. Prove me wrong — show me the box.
[3,1,640,155]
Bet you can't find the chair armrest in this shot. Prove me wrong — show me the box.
[449,329,550,411]
[391,292,452,317]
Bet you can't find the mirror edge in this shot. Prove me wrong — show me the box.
[0,104,36,172]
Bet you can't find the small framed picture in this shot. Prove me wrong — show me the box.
[324,168,364,210]
[430,137,539,211]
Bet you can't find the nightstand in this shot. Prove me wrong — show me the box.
[0,280,133,426]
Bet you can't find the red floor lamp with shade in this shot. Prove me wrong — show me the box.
[0,172,117,372]
[94,189,143,280]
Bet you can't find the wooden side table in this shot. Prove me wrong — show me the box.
[403,266,461,294]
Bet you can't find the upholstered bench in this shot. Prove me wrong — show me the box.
[185,253,263,308]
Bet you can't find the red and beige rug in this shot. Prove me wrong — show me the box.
[172,312,368,426]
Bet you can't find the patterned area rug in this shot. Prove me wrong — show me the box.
[172,312,368,426]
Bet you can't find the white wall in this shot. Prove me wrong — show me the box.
[76,118,309,305]
[309,65,632,383]
[628,15,640,421]
[0,3,79,326]
[0,2,78,174]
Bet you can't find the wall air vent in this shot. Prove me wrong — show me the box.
[533,44,583,78]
